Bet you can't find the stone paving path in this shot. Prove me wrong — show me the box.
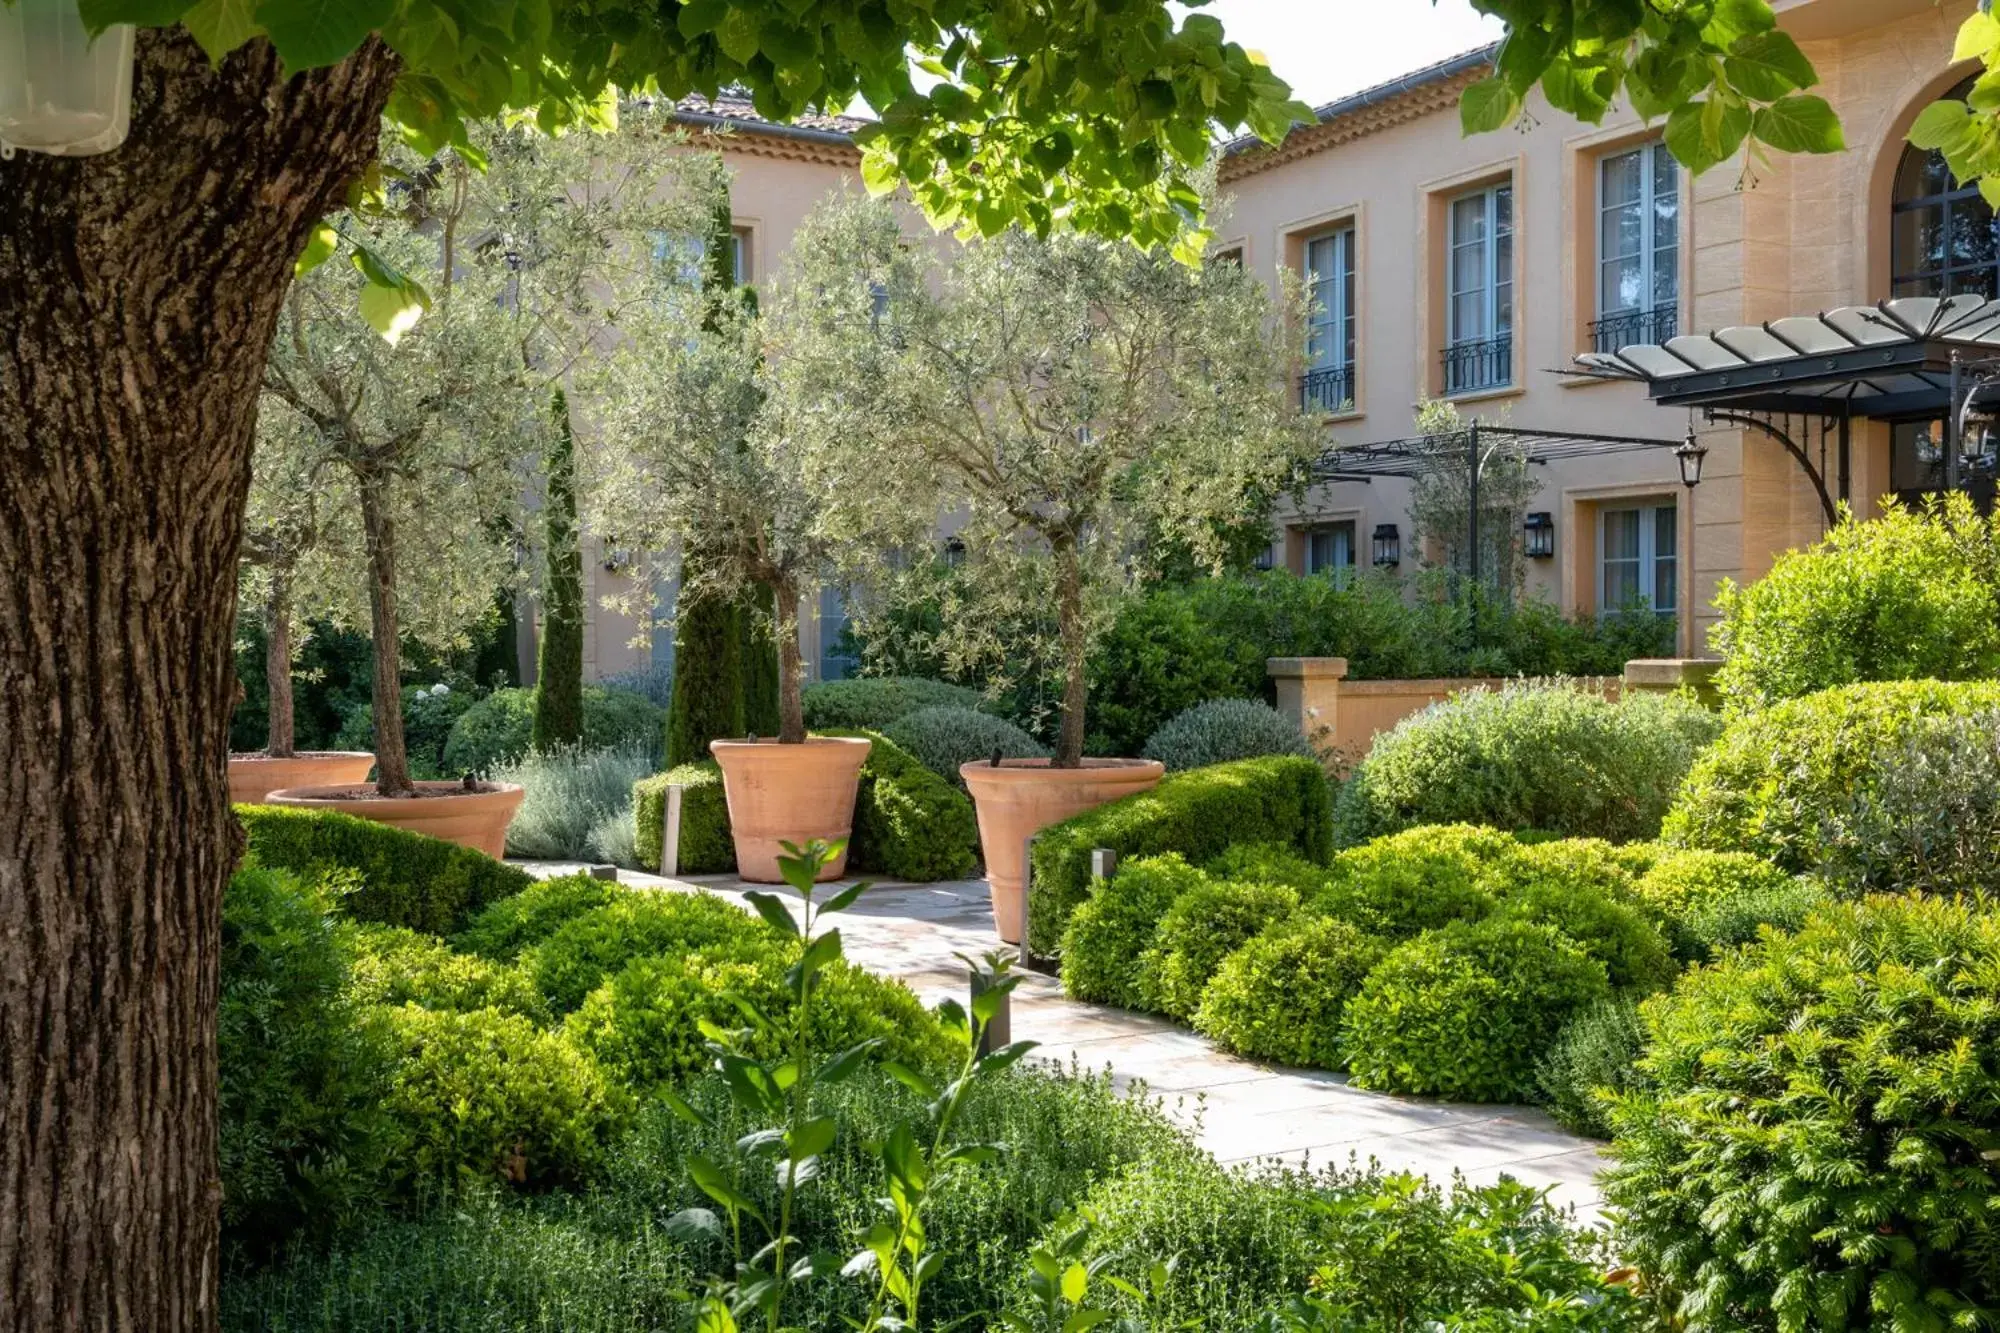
[520,862,1609,1219]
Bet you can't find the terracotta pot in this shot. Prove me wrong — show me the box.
[710,736,871,883]
[264,781,526,859]
[960,758,1165,944]
[228,751,376,806]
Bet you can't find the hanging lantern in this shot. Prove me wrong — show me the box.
[0,0,134,158]
[1522,511,1555,560]
[1370,523,1401,568]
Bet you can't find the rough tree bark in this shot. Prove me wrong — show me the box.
[357,477,411,793]
[772,580,808,745]
[1053,536,1089,767]
[0,31,399,1333]
[263,572,296,758]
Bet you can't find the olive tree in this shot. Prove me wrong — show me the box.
[776,197,1319,766]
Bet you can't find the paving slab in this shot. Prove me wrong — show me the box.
[518,860,1610,1219]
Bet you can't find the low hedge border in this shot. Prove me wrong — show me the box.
[238,804,533,934]
[632,763,734,874]
[1026,755,1334,957]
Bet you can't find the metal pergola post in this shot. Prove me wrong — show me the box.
[1466,421,1481,590]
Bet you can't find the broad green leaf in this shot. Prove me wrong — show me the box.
[715,7,761,64]
[1722,30,1817,101]
[1702,0,1777,46]
[1061,1261,1088,1304]
[294,222,339,278]
[788,1115,837,1161]
[1459,77,1521,136]
[358,278,426,345]
[180,0,262,60]
[1908,100,1974,152]
[1957,9,2000,63]
[256,0,397,72]
[1665,97,1750,175]
[79,0,191,30]
[1753,94,1844,155]
[663,1207,725,1244]
[742,890,803,937]
[676,0,728,38]
[1978,177,2000,210]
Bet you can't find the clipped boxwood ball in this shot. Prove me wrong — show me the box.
[525,891,777,1013]
[1061,854,1210,1010]
[1140,697,1315,773]
[1630,849,1797,963]
[1342,919,1610,1102]
[1138,877,1300,1020]
[1313,824,1515,938]
[1193,915,1386,1070]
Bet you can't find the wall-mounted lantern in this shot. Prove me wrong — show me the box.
[1371,523,1400,568]
[0,1,134,158]
[1523,511,1555,560]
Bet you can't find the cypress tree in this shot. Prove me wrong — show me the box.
[665,579,744,764]
[531,389,585,751]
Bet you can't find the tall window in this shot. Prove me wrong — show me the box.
[1304,521,1355,579]
[1600,502,1677,614]
[650,228,745,285]
[1892,78,1995,298]
[1444,183,1513,393]
[1595,142,1679,350]
[1302,227,1356,413]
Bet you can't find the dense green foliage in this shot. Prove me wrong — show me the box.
[1684,875,1828,957]
[838,729,980,883]
[876,704,1047,789]
[1341,919,1611,1102]
[1711,497,2000,711]
[1491,877,1673,993]
[524,891,778,1014]
[334,684,480,780]
[1028,755,1334,955]
[495,742,654,863]
[1631,848,1800,962]
[665,585,744,767]
[802,676,990,730]
[1084,573,1674,755]
[442,684,666,777]
[1139,877,1300,1020]
[238,804,533,933]
[1141,696,1315,771]
[349,923,547,1021]
[532,391,587,751]
[740,584,783,739]
[1606,895,2000,1331]
[1194,916,1386,1069]
[218,868,399,1257]
[1535,998,1646,1140]
[451,872,623,961]
[1058,853,1209,1009]
[1663,679,2000,892]
[1315,823,1511,937]
[632,761,735,874]
[1333,682,1721,845]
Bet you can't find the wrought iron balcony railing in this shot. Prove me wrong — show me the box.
[1590,303,1678,353]
[1441,335,1513,395]
[1299,364,1356,414]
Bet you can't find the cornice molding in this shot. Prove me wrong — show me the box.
[1219,66,1487,184]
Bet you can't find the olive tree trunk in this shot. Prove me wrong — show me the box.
[1053,536,1089,768]
[357,476,412,793]
[0,31,397,1333]
[772,580,808,745]
[263,570,296,758]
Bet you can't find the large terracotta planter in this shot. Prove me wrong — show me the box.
[960,758,1165,944]
[229,751,375,806]
[710,736,871,883]
[265,781,525,859]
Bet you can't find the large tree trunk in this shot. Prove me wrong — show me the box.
[0,31,398,1333]
[773,580,808,745]
[357,478,412,793]
[263,571,296,758]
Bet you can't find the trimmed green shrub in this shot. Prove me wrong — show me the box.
[1605,895,2000,1331]
[876,705,1048,788]
[1684,875,1829,958]
[349,923,547,1021]
[378,1003,628,1193]
[1314,823,1513,938]
[1204,842,1339,897]
[1711,495,2000,711]
[665,584,743,768]
[1028,755,1334,956]
[566,949,954,1092]
[1193,916,1386,1069]
[533,389,586,750]
[631,761,734,874]
[451,873,623,961]
[1663,679,2000,893]
[1138,877,1300,1020]
[802,675,989,730]
[1059,854,1209,1008]
[496,741,655,861]
[1535,997,1646,1140]
[834,729,980,882]
[1632,848,1797,962]
[1332,682,1721,845]
[1492,876,1674,993]
[525,891,776,1013]
[1140,697,1314,772]
[442,685,667,777]
[218,867,399,1255]
[1342,919,1611,1101]
[1475,836,1643,902]
[238,803,533,934]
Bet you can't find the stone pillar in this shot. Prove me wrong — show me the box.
[1268,656,1348,761]
[1623,657,1724,710]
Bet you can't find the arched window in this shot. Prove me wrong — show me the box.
[1892,76,1995,298]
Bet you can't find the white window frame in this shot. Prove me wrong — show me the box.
[1304,226,1355,374]
[1446,182,1513,349]
[1303,521,1356,580]
[1596,141,1678,322]
[1597,501,1678,615]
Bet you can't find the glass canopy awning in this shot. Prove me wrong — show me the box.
[1573,294,2000,419]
